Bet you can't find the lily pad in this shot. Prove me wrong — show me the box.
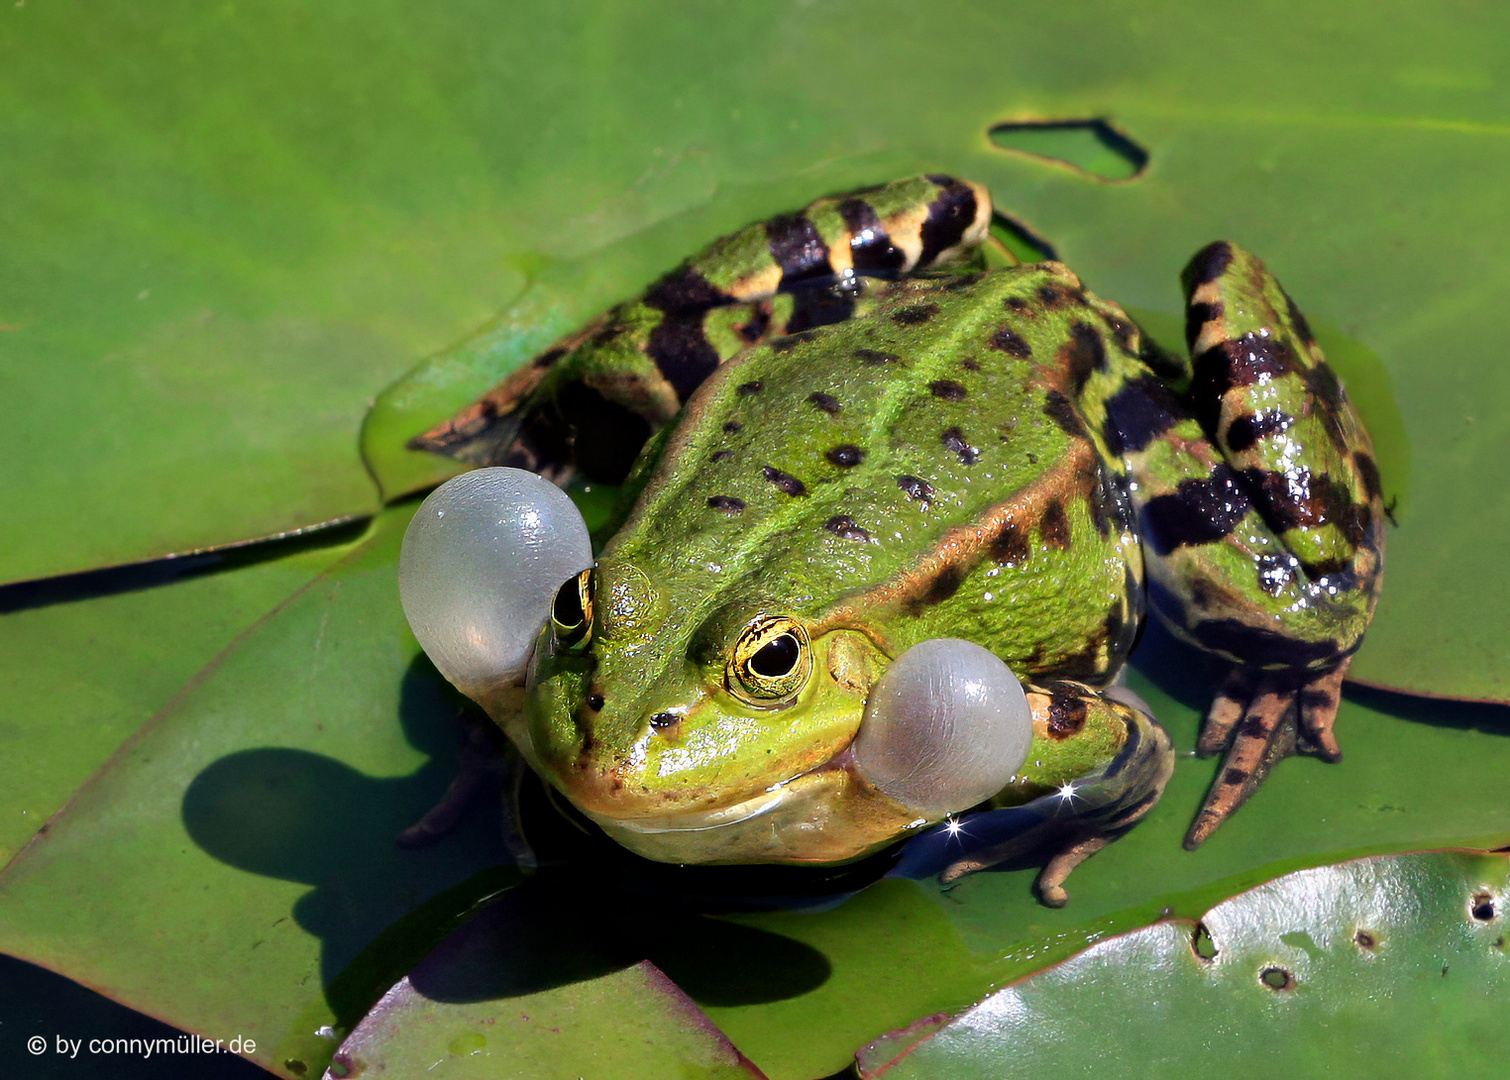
[857,850,1510,1077]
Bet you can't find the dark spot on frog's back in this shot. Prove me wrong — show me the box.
[1043,389,1088,439]
[1039,500,1072,549]
[1284,290,1317,345]
[898,475,934,502]
[1059,322,1107,392]
[1102,375,1180,455]
[1140,466,1252,555]
[763,465,807,496]
[823,515,871,542]
[808,391,842,415]
[1036,284,1077,309]
[854,348,899,366]
[723,420,742,433]
[930,380,968,401]
[1046,693,1088,739]
[1189,335,1297,431]
[892,303,940,326]
[826,444,865,467]
[1182,241,1235,293]
[990,519,1030,568]
[941,427,982,466]
[1185,300,1223,350]
[906,563,966,612]
[707,495,745,514]
[736,380,763,396]
[989,325,1033,358]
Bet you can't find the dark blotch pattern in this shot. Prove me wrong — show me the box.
[961,358,981,371]
[1239,467,1368,547]
[1102,376,1180,455]
[1140,466,1253,555]
[898,475,934,502]
[766,214,832,288]
[644,266,730,316]
[787,287,857,333]
[1189,616,1344,668]
[824,515,871,541]
[763,465,807,496]
[1189,334,1298,434]
[649,711,678,730]
[707,495,745,514]
[1185,299,1224,352]
[1036,284,1076,309]
[1046,693,1088,739]
[991,520,1030,567]
[736,380,763,396]
[854,347,899,365]
[839,197,907,275]
[533,346,568,370]
[1224,411,1293,453]
[941,427,982,465]
[1043,389,1088,440]
[989,325,1033,358]
[1182,241,1235,294]
[647,317,721,400]
[930,379,968,401]
[1040,500,1072,549]
[710,450,733,462]
[723,420,743,433]
[826,444,864,467]
[1283,289,1317,345]
[1353,452,1382,500]
[808,391,842,415]
[917,176,979,266]
[1059,321,1108,392]
[907,563,966,612]
[892,303,940,326]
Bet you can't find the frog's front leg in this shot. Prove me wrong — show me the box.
[1119,242,1385,848]
[410,175,991,482]
[936,680,1174,907]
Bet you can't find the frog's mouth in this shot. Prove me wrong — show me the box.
[575,756,927,866]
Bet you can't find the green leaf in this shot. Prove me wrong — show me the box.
[0,531,362,866]
[331,940,766,1079]
[0,508,511,1078]
[856,851,1510,1077]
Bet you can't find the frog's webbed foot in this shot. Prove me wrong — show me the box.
[933,683,1175,907]
[1184,663,1349,850]
[396,710,538,871]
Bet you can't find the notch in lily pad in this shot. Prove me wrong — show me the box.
[989,119,1149,181]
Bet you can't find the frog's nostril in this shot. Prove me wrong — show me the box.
[587,693,605,712]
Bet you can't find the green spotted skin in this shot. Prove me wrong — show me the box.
[427,177,1383,889]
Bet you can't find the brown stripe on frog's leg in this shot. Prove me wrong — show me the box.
[940,680,1175,906]
[1182,242,1384,582]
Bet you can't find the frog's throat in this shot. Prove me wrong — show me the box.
[578,762,927,865]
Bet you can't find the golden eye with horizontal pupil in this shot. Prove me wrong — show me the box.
[730,617,812,701]
[550,568,594,650]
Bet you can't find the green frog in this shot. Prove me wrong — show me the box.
[404,176,1385,904]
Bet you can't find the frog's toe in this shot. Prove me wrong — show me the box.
[1034,836,1110,908]
[1184,664,1350,849]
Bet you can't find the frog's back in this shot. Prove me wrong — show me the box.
[608,263,1149,681]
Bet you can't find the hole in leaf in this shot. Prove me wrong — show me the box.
[1471,891,1497,921]
[1354,929,1378,950]
[1191,922,1218,961]
[989,212,1058,263]
[988,119,1149,181]
[1259,966,1294,991]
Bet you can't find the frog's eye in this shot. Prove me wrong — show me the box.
[852,638,1033,819]
[730,617,812,702]
[550,568,595,651]
[398,467,592,699]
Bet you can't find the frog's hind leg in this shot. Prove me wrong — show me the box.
[409,175,993,482]
[1128,242,1385,848]
[936,682,1175,907]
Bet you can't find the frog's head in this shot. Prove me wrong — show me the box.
[522,554,1032,865]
